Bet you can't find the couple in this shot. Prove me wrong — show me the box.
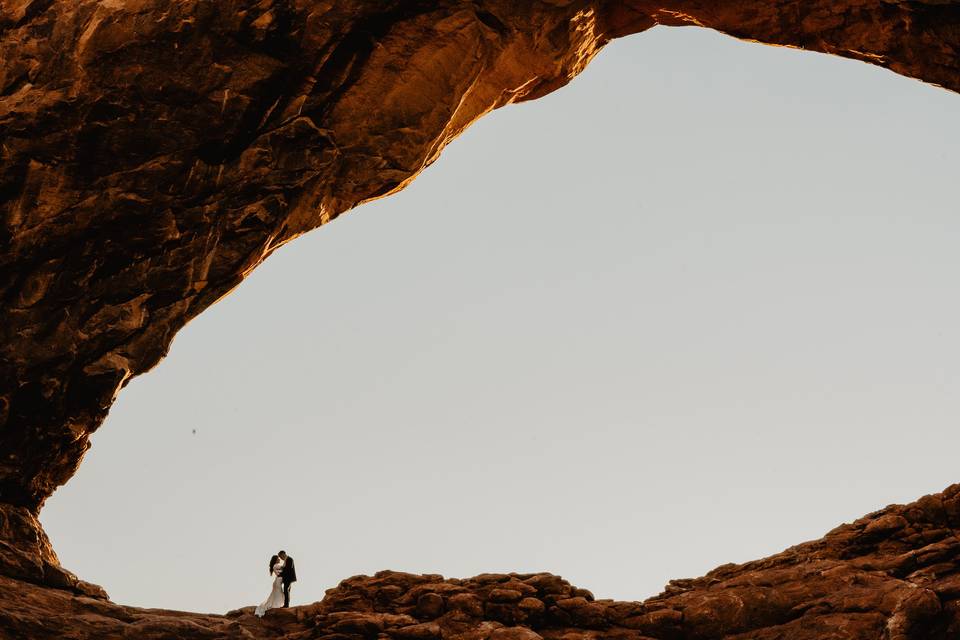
[255,550,297,617]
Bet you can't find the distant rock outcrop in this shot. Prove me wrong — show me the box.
[1,1,959,637]
[4,483,960,638]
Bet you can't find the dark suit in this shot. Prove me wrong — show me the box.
[280,556,297,607]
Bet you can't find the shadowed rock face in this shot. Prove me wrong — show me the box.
[2,0,959,515]
[3,484,960,638]
[1,0,959,637]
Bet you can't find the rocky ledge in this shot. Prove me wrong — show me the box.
[2,483,960,639]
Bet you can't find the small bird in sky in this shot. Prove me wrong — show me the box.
[192,429,197,435]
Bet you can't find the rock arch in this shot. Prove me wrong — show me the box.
[1,1,959,636]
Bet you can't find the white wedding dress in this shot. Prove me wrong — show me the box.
[255,558,285,617]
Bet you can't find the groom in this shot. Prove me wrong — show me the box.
[278,550,297,607]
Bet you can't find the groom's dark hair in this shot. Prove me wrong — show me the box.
[278,550,286,556]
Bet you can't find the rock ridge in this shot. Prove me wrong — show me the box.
[4,483,960,638]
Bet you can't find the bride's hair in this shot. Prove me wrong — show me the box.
[269,554,279,575]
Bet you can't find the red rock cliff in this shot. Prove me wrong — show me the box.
[1,1,959,637]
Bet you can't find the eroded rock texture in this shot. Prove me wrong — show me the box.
[2,0,960,515]
[2,484,960,638]
[1,0,960,636]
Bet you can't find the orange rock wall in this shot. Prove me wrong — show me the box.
[0,1,959,637]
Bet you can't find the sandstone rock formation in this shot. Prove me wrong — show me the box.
[3,484,960,638]
[1,0,959,637]
[2,0,960,517]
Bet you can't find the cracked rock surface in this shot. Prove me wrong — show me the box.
[1,0,959,637]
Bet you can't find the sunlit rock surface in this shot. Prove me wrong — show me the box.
[3,484,960,638]
[2,0,959,514]
[1,0,959,637]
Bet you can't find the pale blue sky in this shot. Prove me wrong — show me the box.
[43,26,960,614]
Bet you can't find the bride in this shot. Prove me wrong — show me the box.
[255,554,285,617]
